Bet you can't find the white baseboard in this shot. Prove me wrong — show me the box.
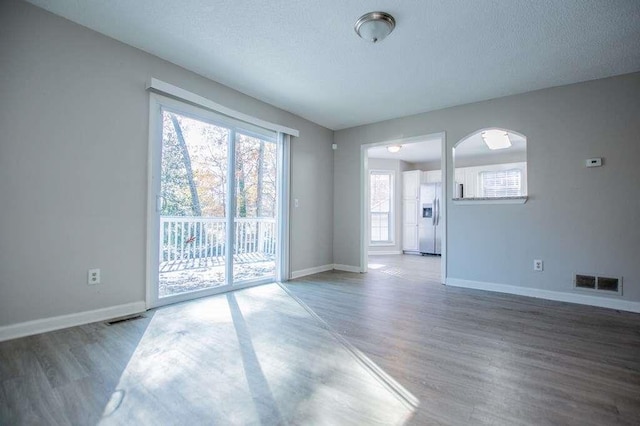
[368,250,402,256]
[333,264,362,273]
[0,301,147,342]
[446,278,640,313]
[290,263,362,279]
[290,264,334,279]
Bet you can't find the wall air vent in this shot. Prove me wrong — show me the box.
[596,276,619,292]
[575,274,596,289]
[574,274,622,295]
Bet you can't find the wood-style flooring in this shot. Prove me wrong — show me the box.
[1,253,639,425]
[0,285,412,425]
[285,254,640,425]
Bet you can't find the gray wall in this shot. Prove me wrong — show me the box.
[334,73,640,301]
[0,1,333,326]
[366,158,404,254]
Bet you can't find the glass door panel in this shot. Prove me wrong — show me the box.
[159,109,229,298]
[233,132,278,283]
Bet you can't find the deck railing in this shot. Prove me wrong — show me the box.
[160,216,277,262]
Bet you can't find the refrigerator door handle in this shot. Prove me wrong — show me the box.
[432,198,436,225]
[436,198,440,226]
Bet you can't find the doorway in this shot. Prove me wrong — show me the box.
[361,133,446,283]
[147,95,285,308]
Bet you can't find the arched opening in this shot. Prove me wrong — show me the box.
[453,128,527,200]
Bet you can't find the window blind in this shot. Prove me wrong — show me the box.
[480,169,522,197]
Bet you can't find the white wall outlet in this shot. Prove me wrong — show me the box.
[533,260,543,272]
[294,198,299,208]
[88,268,101,285]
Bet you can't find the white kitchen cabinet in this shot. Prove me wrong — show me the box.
[423,170,442,183]
[402,170,420,199]
[402,170,421,252]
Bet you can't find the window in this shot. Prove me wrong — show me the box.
[370,171,394,243]
[480,169,522,197]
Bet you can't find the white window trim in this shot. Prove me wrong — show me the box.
[369,169,395,245]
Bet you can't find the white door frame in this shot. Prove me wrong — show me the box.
[360,132,447,284]
[145,93,290,309]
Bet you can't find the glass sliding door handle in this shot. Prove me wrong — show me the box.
[156,195,165,212]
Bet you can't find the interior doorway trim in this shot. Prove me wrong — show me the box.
[360,132,447,284]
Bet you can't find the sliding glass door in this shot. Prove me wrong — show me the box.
[233,132,278,283]
[149,95,282,307]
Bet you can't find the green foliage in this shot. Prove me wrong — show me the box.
[160,112,277,219]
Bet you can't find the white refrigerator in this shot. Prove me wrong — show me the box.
[419,183,442,255]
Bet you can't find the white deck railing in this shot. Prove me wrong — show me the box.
[160,216,277,262]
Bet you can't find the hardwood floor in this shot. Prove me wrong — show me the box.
[0,284,412,425]
[1,253,639,425]
[285,254,640,425]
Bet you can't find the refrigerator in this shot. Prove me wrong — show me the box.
[419,183,442,255]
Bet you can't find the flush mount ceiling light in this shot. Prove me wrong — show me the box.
[387,144,402,153]
[354,12,396,43]
[481,129,512,150]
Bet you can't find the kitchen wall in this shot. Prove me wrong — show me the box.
[411,151,525,171]
[334,72,640,305]
[408,161,441,171]
[0,1,334,327]
[366,158,406,255]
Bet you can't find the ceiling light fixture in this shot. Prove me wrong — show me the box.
[387,144,402,153]
[481,129,512,150]
[354,12,396,43]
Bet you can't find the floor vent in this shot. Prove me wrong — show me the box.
[106,314,145,326]
[574,274,622,295]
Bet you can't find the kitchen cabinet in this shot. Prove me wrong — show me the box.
[422,170,442,183]
[402,170,421,252]
[402,170,420,199]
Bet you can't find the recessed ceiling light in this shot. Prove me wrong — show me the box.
[481,130,512,150]
[354,12,396,43]
[387,144,402,153]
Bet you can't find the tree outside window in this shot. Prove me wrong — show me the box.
[370,171,393,243]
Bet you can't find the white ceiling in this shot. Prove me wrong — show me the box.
[368,130,526,163]
[455,130,526,158]
[368,139,441,163]
[26,1,640,130]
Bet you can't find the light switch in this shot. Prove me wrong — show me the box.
[294,198,299,208]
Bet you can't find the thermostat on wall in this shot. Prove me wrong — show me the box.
[586,158,602,167]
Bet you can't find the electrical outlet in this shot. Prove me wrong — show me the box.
[88,268,101,285]
[533,260,543,272]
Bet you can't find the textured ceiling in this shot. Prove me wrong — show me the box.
[26,0,640,130]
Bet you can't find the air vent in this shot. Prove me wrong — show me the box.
[106,314,145,325]
[597,276,619,292]
[574,274,622,295]
[575,274,596,289]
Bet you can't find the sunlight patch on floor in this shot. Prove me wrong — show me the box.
[367,263,386,270]
[100,284,417,424]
